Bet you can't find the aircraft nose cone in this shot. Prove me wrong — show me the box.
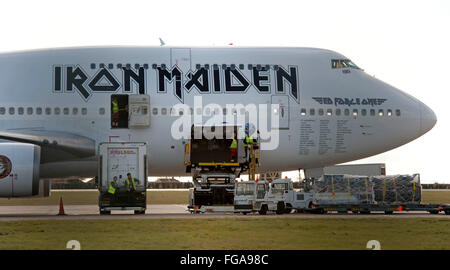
[420,102,437,134]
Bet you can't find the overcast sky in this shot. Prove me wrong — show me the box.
[0,0,448,183]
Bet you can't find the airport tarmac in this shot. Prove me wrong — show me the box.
[0,204,449,221]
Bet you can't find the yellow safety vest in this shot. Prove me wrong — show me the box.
[108,181,116,194]
[112,101,119,114]
[126,177,137,190]
[229,139,237,149]
[244,136,253,147]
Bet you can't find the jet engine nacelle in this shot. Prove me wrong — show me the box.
[0,143,43,197]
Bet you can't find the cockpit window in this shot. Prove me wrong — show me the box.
[332,59,360,70]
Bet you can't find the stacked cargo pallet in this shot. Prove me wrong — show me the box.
[312,174,421,205]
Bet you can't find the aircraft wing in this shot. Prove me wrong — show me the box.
[0,129,95,162]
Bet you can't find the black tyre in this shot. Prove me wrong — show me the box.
[276,201,285,215]
[384,211,394,215]
[134,210,145,215]
[242,212,248,215]
[429,210,439,215]
[100,210,111,215]
[360,210,371,214]
[445,210,450,215]
[258,205,268,215]
[338,211,348,214]
[352,211,359,214]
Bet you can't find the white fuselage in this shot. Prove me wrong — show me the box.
[0,46,436,179]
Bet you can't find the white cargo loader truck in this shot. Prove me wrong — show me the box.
[98,142,148,215]
[234,178,313,215]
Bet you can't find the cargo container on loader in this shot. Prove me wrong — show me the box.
[98,142,148,215]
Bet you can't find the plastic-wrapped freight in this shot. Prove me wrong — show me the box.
[371,174,421,204]
[312,175,375,204]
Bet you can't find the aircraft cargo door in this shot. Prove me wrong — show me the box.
[271,95,289,129]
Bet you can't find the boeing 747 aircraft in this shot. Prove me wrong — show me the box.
[0,46,436,197]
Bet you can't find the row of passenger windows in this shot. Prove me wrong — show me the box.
[300,108,401,117]
[0,107,94,115]
[0,106,402,118]
[90,63,280,71]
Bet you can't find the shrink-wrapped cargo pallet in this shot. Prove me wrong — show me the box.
[371,174,421,204]
[312,174,375,204]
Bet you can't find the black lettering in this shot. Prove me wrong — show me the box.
[252,67,270,92]
[54,66,62,92]
[224,68,249,92]
[213,69,221,92]
[185,68,209,92]
[157,67,182,101]
[66,66,90,99]
[123,67,145,94]
[88,68,120,92]
[277,66,298,100]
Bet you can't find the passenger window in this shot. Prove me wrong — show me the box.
[162,108,167,115]
[370,109,375,116]
[396,109,401,116]
[54,107,60,115]
[387,109,392,116]
[344,109,350,116]
[81,108,87,115]
[179,108,184,116]
[152,108,158,115]
[309,108,315,116]
[18,107,24,115]
[26,107,33,115]
[36,107,42,115]
[378,109,384,116]
[64,108,69,115]
[361,109,367,116]
[9,107,15,115]
[213,64,219,70]
[99,108,105,115]
[327,109,332,116]
[196,108,202,115]
[300,108,306,116]
[73,107,78,115]
[239,64,244,70]
[189,108,194,115]
[336,108,341,116]
[352,109,358,116]
[0,107,5,115]
[318,108,324,116]
[45,107,51,115]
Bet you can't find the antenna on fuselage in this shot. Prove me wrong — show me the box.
[159,38,166,47]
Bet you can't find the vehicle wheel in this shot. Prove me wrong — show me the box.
[100,210,111,215]
[360,210,371,214]
[258,205,268,215]
[429,210,439,215]
[338,211,348,214]
[284,208,292,214]
[276,201,285,215]
[384,211,394,215]
[242,212,248,215]
[352,211,359,214]
[134,210,145,215]
[445,210,450,215]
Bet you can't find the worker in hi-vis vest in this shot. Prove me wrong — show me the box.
[108,176,119,195]
[125,173,137,192]
[243,130,258,158]
[111,97,119,127]
[229,134,238,162]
